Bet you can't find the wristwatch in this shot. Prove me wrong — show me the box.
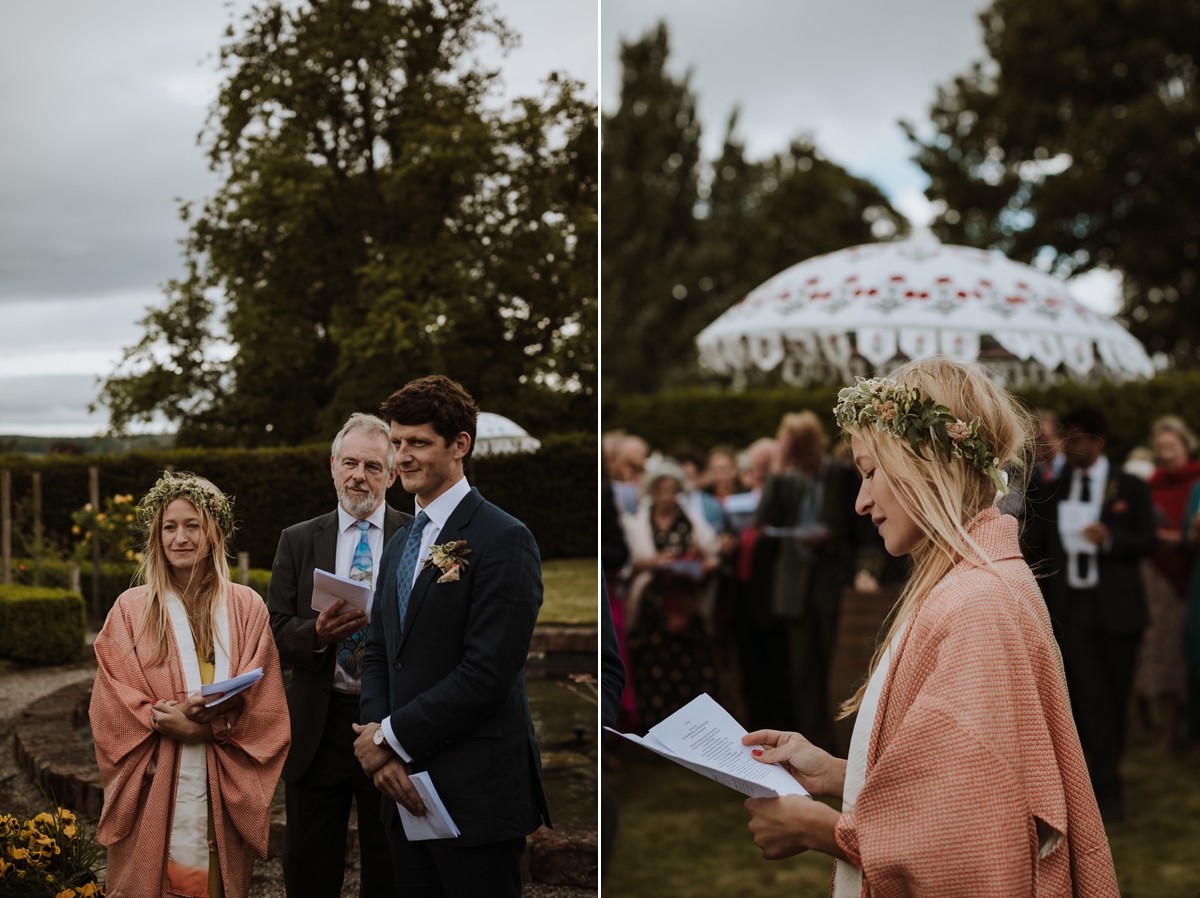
[373,726,392,752]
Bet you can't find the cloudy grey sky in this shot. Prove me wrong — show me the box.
[0,0,597,436]
[601,0,1121,312]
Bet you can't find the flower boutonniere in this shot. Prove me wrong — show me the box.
[424,540,472,583]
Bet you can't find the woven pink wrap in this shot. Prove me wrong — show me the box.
[834,508,1118,896]
[91,584,290,897]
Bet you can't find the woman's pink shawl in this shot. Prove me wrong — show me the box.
[834,509,1118,897]
[91,584,290,897]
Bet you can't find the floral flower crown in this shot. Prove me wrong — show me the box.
[834,376,1009,496]
[140,472,236,541]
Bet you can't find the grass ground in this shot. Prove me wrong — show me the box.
[604,725,1200,897]
[538,558,597,625]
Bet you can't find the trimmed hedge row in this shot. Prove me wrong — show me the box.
[0,585,87,666]
[603,370,1200,467]
[0,432,595,603]
[8,558,137,614]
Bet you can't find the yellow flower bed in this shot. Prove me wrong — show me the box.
[0,806,104,896]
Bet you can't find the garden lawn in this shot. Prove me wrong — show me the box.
[537,557,597,625]
[604,729,1200,898]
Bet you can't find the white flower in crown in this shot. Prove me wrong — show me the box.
[423,540,472,583]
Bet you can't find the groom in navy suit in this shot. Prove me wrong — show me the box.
[352,375,550,897]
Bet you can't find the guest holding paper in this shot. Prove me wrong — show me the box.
[266,413,409,898]
[621,459,720,728]
[741,360,1118,896]
[756,411,881,748]
[91,473,290,898]
[353,376,550,898]
[1026,406,1155,821]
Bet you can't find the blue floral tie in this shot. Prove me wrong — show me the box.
[336,521,373,679]
[395,512,431,639]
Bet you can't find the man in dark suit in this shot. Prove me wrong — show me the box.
[352,376,550,898]
[756,411,881,750]
[268,413,409,897]
[1023,405,1154,822]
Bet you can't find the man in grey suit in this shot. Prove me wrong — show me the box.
[268,413,410,897]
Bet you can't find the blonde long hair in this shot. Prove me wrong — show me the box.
[839,358,1033,717]
[133,476,232,667]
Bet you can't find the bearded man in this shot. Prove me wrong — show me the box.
[268,413,410,897]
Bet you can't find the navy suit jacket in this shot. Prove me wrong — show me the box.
[359,487,551,845]
[1023,463,1155,635]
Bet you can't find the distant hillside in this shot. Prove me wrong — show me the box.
[0,433,176,457]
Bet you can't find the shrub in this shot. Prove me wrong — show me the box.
[8,558,138,617]
[0,585,87,665]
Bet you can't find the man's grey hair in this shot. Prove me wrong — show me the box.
[331,413,395,469]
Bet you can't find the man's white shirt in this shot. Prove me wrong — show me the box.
[1062,454,1109,589]
[380,475,472,761]
[326,501,388,694]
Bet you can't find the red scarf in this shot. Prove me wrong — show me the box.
[1149,461,1200,528]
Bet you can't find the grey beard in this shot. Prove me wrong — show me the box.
[337,481,385,517]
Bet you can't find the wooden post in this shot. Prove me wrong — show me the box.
[238,552,250,587]
[68,562,81,596]
[32,472,42,584]
[1,470,11,586]
[89,466,102,618]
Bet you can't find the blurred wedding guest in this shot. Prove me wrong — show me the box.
[612,434,649,515]
[673,444,726,531]
[708,444,742,502]
[1134,417,1200,750]
[1035,409,1067,484]
[741,438,776,494]
[1025,405,1155,821]
[268,414,407,897]
[91,473,290,898]
[602,429,626,478]
[621,460,721,728]
[1183,475,1200,740]
[756,412,881,749]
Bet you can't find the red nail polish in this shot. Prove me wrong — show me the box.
[752,749,763,756]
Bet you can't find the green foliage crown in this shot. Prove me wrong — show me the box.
[139,472,236,542]
[834,377,1008,496]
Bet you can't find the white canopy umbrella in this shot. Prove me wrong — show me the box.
[473,411,541,457]
[695,236,1154,387]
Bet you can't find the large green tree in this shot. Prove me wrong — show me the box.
[602,24,906,395]
[100,0,596,446]
[909,0,1200,366]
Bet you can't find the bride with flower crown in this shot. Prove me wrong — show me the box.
[739,358,1119,896]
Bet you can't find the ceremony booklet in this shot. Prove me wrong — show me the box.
[605,693,808,799]
[200,667,263,708]
[311,568,372,620]
[397,772,461,840]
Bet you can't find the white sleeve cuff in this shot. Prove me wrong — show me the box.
[380,717,412,762]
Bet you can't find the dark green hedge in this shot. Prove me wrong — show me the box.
[0,585,86,665]
[0,432,594,608]
[603,370,1200,467]
[8,558,137,615]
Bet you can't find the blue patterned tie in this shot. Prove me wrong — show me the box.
[337,521,374,679]
[395,511,431,639]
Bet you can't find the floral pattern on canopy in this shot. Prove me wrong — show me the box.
[695,237,1154,387]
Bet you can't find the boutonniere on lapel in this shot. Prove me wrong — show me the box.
[1103,478,1119,507]
[424,540,472,583]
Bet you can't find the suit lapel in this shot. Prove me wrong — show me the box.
[383,504,407,545]
[398,488,485,652]
[314,511,338,575]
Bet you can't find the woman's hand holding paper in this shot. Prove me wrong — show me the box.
[743,793,845,861]
[743,729,846,798]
